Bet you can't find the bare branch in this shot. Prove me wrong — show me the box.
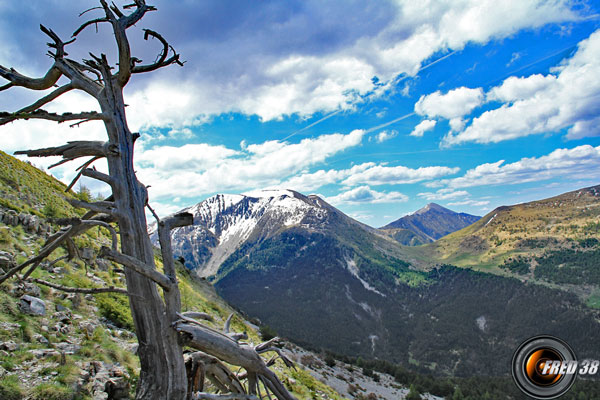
[0,109,105,126]
[0,82,14,92]
[181,311,214,322]
[15,141,116,171]
[224,313,234,334]
[0,64,62,91]
[0,83,74,125]
[132,29,184,73]
[72,18,110,37]
[99,246,174,290]
[122,0,157,28]
[79,6,104,17]
[157,211,193,321]
[81,168,115,188]
[68,198,119,216]
[0,215,108,284]
[0,24,75,91]
[193,392,258,399]
[40,24,75,59]
[175,322,297,400]
[66,156,103,192]
[32,278,128,295]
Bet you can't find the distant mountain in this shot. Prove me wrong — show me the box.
[156,188,600,376]
[379,203,480,245]
[151,189,407,278]
[421,185,600,275]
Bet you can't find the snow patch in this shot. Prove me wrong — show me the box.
[368,334,379,354]
[476,315,487,332]
[484,213,497,227]
[345,257,386,297]
[243,189,296,199]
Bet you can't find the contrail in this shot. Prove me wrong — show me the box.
[365,112,415,133]
[418,50,458,73]
[484,43,578,88]
[282,109,342,141]
[281,51,458,140]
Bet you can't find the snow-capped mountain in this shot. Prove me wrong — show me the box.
[149,187,600,376]
[152,189,367,276]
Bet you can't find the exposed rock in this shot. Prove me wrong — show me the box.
[0,340,20,352]
[96,259,109,272]
[28,349,61,358]
[34,334,50,345]
[68,293,83,309]
[13,282,42,298]
[0,251,14,269]
[54,342,81,354]
[81,247,94,261]
[78,361,130,400]
[19,295,46,316]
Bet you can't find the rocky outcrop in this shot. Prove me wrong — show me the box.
[0,208,51,236]
[19,295,46,316]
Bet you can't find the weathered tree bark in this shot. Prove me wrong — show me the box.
[0,2,297,400]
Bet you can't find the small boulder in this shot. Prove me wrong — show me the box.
[0,341,19,352]
[19,295,46,316]
[0,251,14,269]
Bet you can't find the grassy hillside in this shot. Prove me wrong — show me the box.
[410,185,600,303]
[0,150,346,400]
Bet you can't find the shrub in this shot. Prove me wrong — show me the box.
[29,383,74,400]
[0,227,12,244]
[96,293,134,330]
[0,375,24,400]
[259,324,277,341]
[324,353,336,368]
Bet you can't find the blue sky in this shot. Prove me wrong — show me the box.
[1,1,600,227]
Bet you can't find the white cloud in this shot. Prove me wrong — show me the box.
[410,119,437,137]
[279,163,375,193]
[418,189,469,201]
[342,164,459,186]
[376,130,398,142]
[487,74,556,102]
[442,145,600,188]
[136,143,239,171]
[327,186,408,205]
[444,29,600,145]
[136,130,366,201]
[415,87,484,119]
[0,1,584,127]
[447,199,490,207]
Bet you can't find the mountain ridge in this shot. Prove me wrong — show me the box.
[378,202,480,245]
[160,186,600,377]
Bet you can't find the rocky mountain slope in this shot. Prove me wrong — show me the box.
[0,151,353,400]
[379,203,480,245]
[162,187,600,380]
[151,189,408,279]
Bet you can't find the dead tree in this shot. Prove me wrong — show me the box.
[0,2,296,399]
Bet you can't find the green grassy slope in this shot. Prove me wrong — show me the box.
[0,150,345,400]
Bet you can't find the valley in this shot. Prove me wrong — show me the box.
[161,185,600,382]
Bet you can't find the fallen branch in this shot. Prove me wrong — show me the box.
[32,278,128,295]
[174,321,297,400]
[100,246,174,291]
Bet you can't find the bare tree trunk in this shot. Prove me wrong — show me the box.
[0,3,298,399]
[103,104,187,397]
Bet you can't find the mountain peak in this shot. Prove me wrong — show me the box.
[413,202,449,215]
[242,189,298,199]
[380,203,480,244]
